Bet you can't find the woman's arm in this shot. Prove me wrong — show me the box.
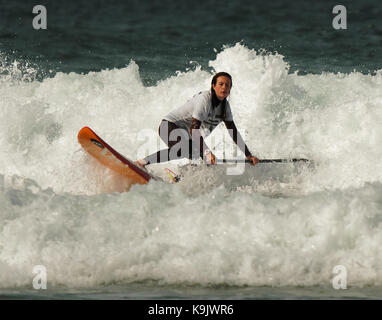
[190,118,215,164]
[224,120,259,165]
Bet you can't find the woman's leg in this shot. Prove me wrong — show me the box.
[139,120,192,165]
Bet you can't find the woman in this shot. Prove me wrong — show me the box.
[136,72,259,167]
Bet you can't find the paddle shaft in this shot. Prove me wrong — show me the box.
[169,158,312,183]
[216,158,311,164]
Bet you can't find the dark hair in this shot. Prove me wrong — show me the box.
[211,72,233,90]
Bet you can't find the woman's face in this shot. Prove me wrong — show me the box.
[213,76,231,100]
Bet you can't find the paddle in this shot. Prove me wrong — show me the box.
[164,158,313,183]
[216,158,312,164]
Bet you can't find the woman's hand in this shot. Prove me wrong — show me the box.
[246,155,259,166]
[205,151,216,165]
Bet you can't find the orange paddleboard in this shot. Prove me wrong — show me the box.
[78,126,156,186]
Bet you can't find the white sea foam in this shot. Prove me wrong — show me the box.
[0,43,381,288]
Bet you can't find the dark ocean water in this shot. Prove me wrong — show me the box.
[1,0,382,84]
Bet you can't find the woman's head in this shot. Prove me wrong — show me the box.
[211,72,232,101]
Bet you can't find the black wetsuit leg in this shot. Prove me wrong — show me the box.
[143,120,193,164]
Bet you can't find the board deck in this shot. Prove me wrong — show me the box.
[77,126,157,186]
